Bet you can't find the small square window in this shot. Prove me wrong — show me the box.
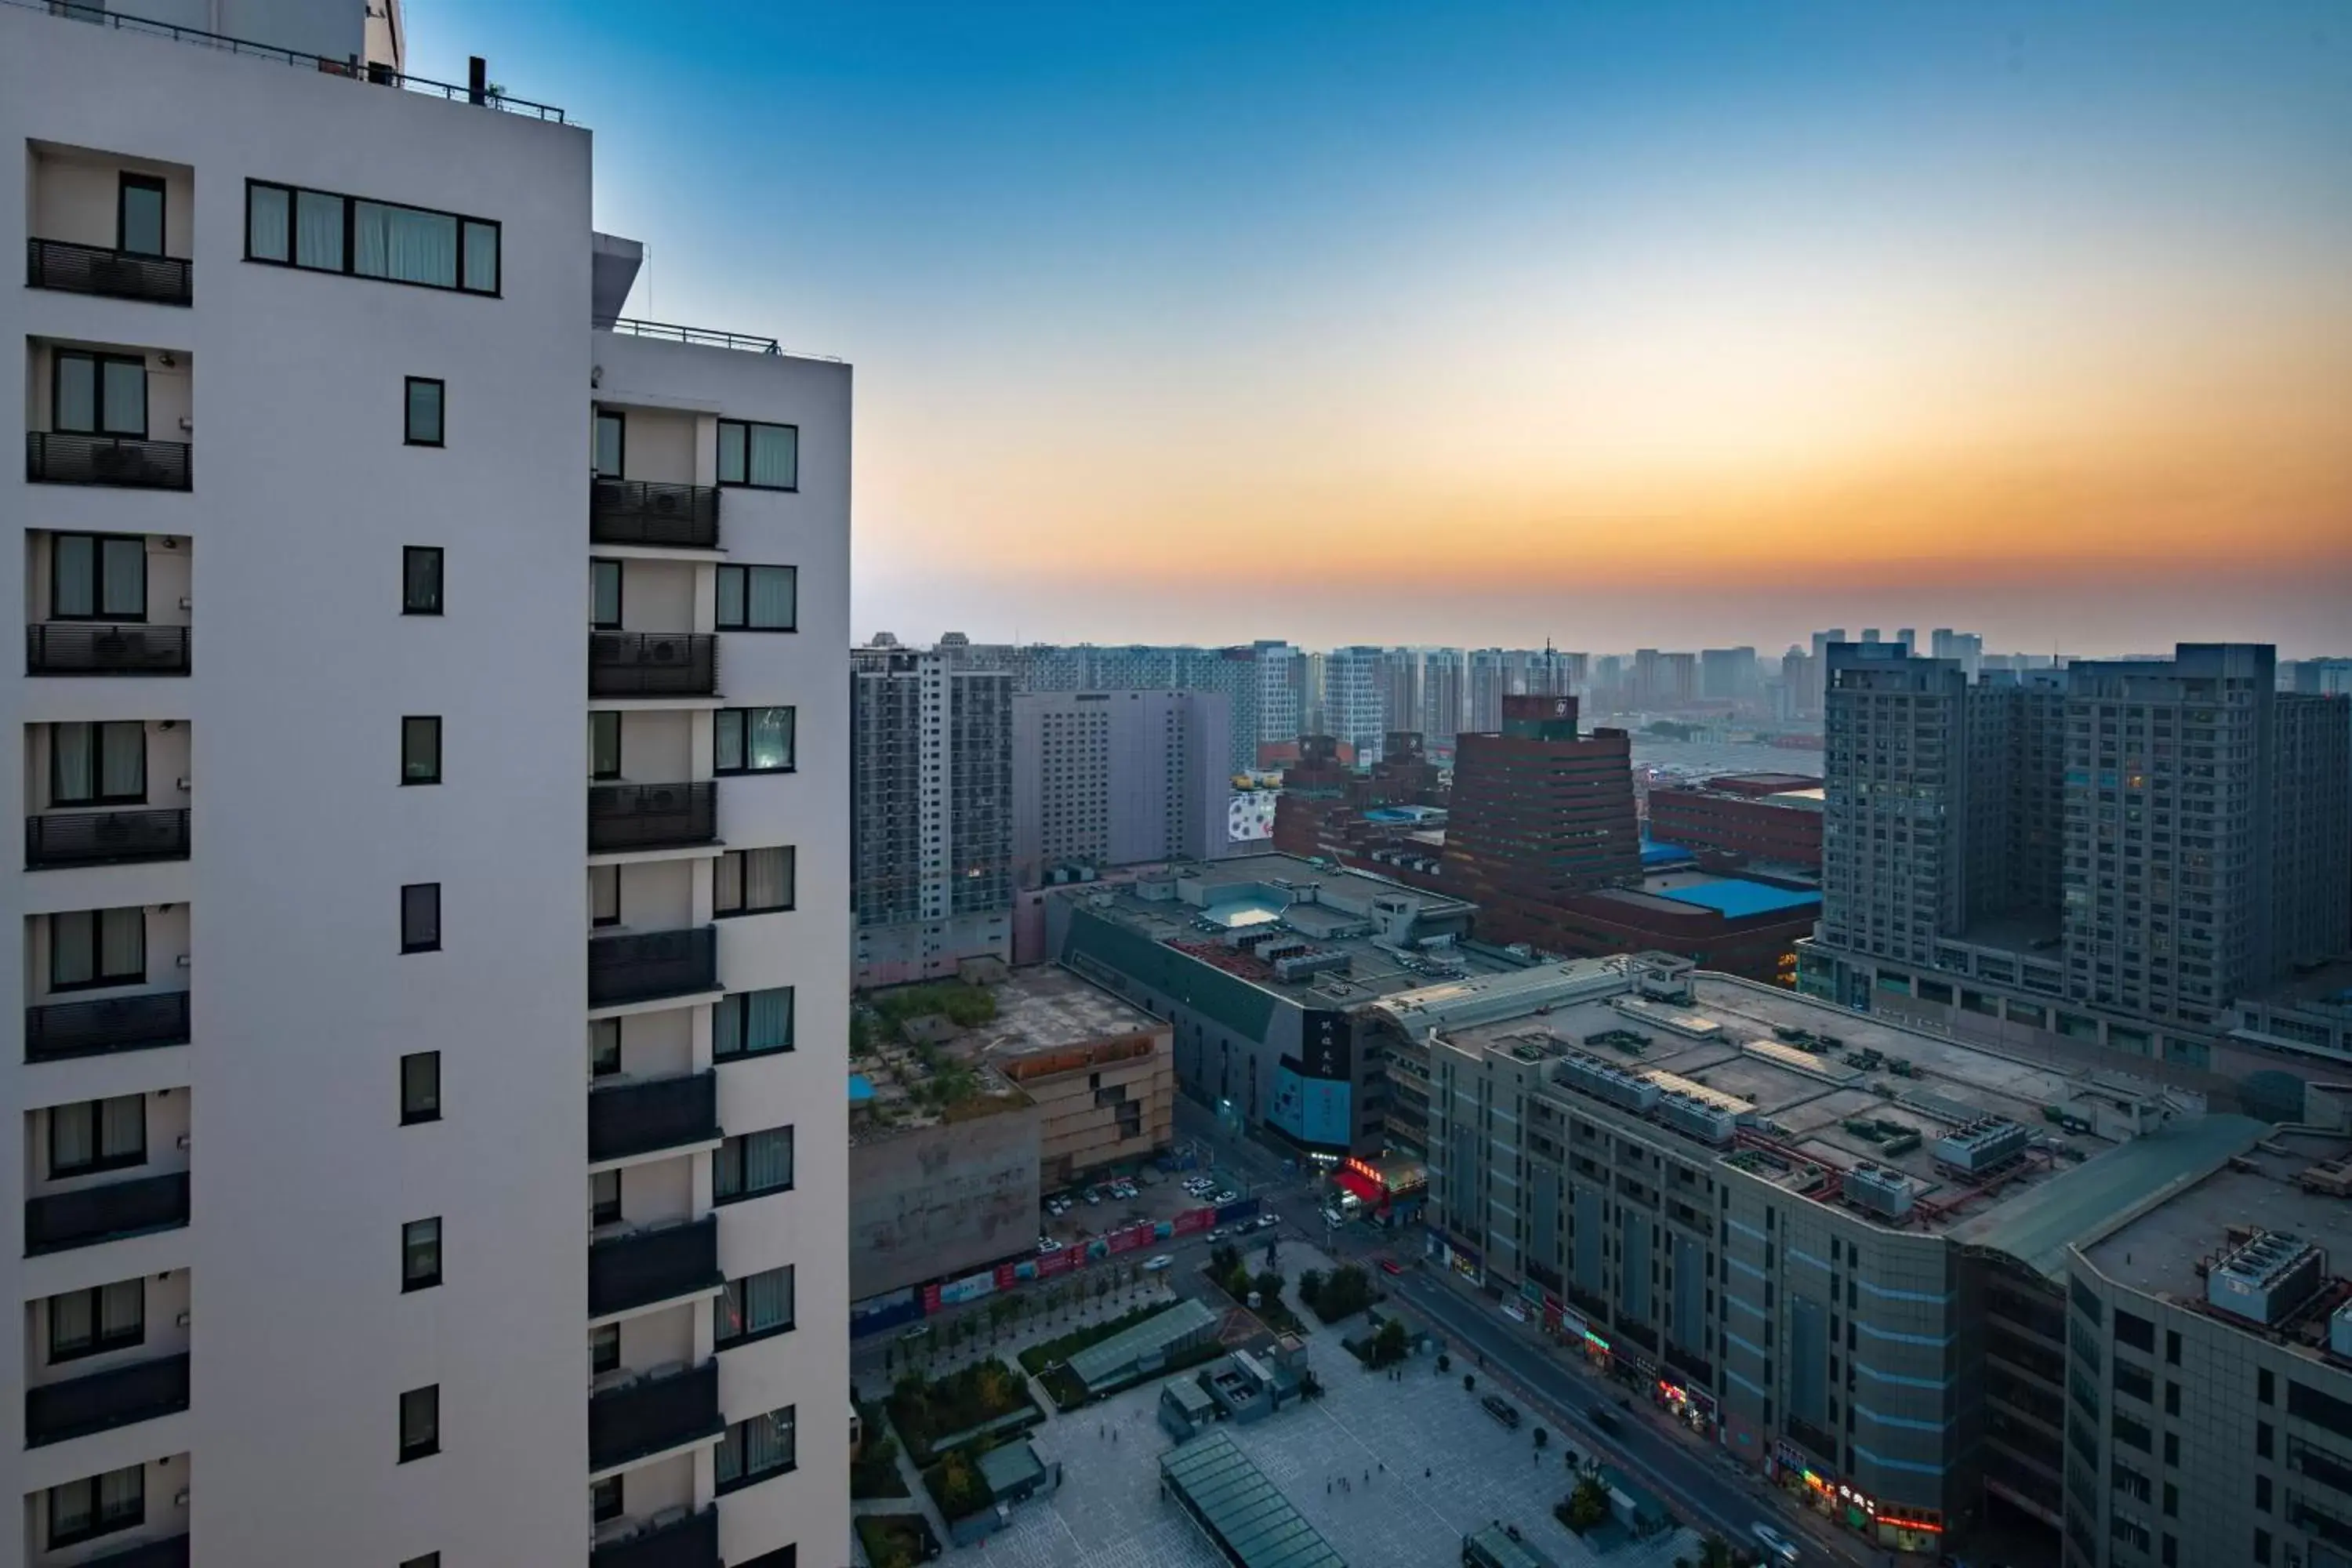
[402,716,442,785]
[401,884,441,953]
[398,1385,439,1462]
[590,1323,620,1376]
[403,546,444,615]
[592,1475,624,1523]
[590,1018,621,1079]
[400,1051,441,1125]
[405,377,445,447]
[402,1217,442,1291]
[590,1169,622,1226]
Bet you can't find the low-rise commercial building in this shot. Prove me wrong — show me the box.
[982,964,1175,1187]
[1647,775,1825,870]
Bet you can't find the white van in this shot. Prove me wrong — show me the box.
[1751,1522,1801,1564]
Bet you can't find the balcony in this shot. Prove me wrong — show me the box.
[590,1218,722,1319]
[590,1072,720,1163]
[79,1537,191,1568]
[27,238,192,306]
[27,432,191,491]
[26,990,191,1063]
[26,808,191,870]
[588,927,718,1010]
[592,1506,720,1568]
[590,782,718,855]
[591,480,720,550]
[27,623,191,677]
[25,1351,190,1447]
[590,633,717,699]
[589,1360,722,1473]
[24,1170,190,1256]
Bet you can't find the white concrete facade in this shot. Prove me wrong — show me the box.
[1,5,848,1566]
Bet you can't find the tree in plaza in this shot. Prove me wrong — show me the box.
[1567,1475,1611,1533]
[1371,1316,1409,1368]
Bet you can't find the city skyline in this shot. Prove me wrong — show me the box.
[412,2,2352,655]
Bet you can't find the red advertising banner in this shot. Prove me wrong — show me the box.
[1106,1221,1152,1254]
[920,1283,942,1314]
[1171,1207,1214,1236]
[996,1263,1018,1290]
[1036,1247,1078,1278]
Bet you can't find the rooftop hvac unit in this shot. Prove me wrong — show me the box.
[1845,1163,1916,1220]
[1934,1116,2031,1176]
[1552,1050,1661,1115]
[1273,949,1351,983]
[1259,941,1309,965]
[2330,1298,2352,1360]
[1655,1090,1737,1145]
[2207,1229,2325,1327]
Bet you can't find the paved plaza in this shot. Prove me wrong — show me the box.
[936,1334,1705,1568]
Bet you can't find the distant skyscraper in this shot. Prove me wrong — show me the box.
[1700,646,1756,701]
[1421,648,1467,743]
[1375,647,1424,735]
[853,644,1014,985]
[1807,628,1847,717]
[1254,640,1300,746]
[1438,695,1641,935]
[1467,648,1512,732]
[1011,689,1231,885]
[1323,646,1387,763]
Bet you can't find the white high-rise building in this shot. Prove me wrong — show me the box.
[1,6,849,1565]
[1010,688,1230,885]
[1321,646,1385,764]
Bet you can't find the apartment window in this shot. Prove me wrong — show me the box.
[713,986,795,1062]
[2256,1529,2272,1565]
[2165,1330,2180,1365]
[402,1218,442,1291]
[714,706,794,774]
[51,720,145,806]
[713,1127,793,1205]
[591,1475,624,1524]
[2259,1421,2274,1459]
[716,1264,796,1348]
[590,1323,620,1376]
[716,564,797,631]
[400,1558,440,1568]
[404,376,445,447]
[47,1279,143,1363]
[716,419,797,489]
[402,717,442,785]
[590,712,622,780]
[2256,1474,2273,1512]
[590,1018,621,1079]
[246,180,500,295]
[49,908,143,992]
[401,884,441,953]
[715,1405,797,1493]
[117,173,165,257]
[590,1169,622,1226]
[400,1051,441,1125]
[398,1385,440,1461]
[590,558,622,630]
[716,847,795,917]
[53,350,146,437]
[593,409,625,478]
[46,1465,143,1551]
[50,533,147,620]
[590,865,620,927]
[2259,1368,2276,1405]
[49,1096,144,1179]
[402,546,444,615]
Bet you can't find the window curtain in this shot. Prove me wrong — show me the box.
[100,1097,143,1160]
[52,913,96,988]
[296,190,344,270]
[100,722,144,800]
[717,568,746,629]
[717,422,746,484]
[52,724,93,804]
[750,706,793,770]
[100,539,144,617]
[355,202,458,288]
[54,356,96,433]
[593,416,623,477]
[748,424,797,488]
[96,1466,141,1522]
[120,183,164,257]
[99,1280,142,1339]
[743,1265,794,1331]
[713,997,742,1059]
[591,562,622,628]
[49,1289,94,1353]
[463,221,499,292]
[744,848,794,910]
[53,535,96,617]
[100,360,145,436]
[249,184,291,260]
[746,1127,793,1191]
[715,710,744,772]
[748,987,793,1051]
[718,1407,796,1485]
[99,909,142,981]
[749,567,797,629]
[51,1104,95,1173]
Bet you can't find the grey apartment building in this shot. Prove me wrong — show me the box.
[1381,949,2330,1562]
[1801,643,2352,1120]
[1010,688,1232,887]
[851,643,1013,986]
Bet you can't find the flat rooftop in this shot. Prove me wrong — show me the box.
[978,964,1164,1058]
[1580,871,1821,924]
[1069,852,1512,1006]
[1449,972,2150,1236]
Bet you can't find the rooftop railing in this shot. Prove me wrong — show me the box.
[595,315,843,362]
[13,0,568,122]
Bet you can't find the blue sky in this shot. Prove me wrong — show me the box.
[410,2,2352,653]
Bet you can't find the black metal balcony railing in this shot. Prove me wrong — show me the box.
[27,623,191,676]
[24,1171,191,1256]
[26,431,192,490]
[78,1535,190,1568]
[590,1073,720,1164]
[588,927,718,1010]
[590,782,717,854]
[26,1351,191,1447]
[589,1360,722,1473]
[26,237,193,305]
[27,809,191,870]
[590,1218,722,1319]
[26,991,191,1064]
[591,479,720,550]
[589,633,717,699]
[591,1505,720,1568]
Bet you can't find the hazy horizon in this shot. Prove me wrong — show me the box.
[414,2,2352,656]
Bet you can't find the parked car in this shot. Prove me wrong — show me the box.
[1214,1189,1240,1204]
[1142,1254,1174,1272]
[1751,1522,1801,1563]
[1036,1236,1063,1253]
[1378,1258,1404,1276]
[1587,1403,1620,1436]
[1254,1214,1279,1230]
[1084,1190,1102,1205]
[1207,1227,1229,1243]
[1481,1395,1522,1429]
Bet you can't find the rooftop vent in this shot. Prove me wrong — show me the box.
[1655,1089,1737,1145]
[1845,1163,1917,1220]
[1934,1116,2031,1178]
[1552,1049,1661,1116]
[2207,1229,2325,1327]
